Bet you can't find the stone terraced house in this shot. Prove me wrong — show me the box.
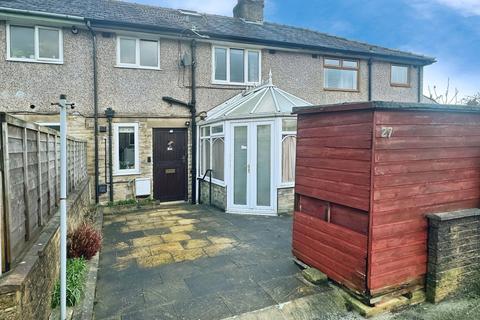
[0,0,435,215]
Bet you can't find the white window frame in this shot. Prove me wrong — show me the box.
[390,64,410,87]
[116,36,161,70]
[6,24,63,64]
[280,119,297,188]
[212,46,262,85]
[113,123,140,176]
[323,57,359,91]
[199,124,225,185]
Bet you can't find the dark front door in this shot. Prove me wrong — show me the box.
[153,128,187,202]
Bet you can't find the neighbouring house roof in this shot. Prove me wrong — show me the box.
[201,72,312,124]
[0,0,436,65]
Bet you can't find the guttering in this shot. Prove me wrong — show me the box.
[0,7,84,21]
[417,67,422,103]
[86,20,100,204]
[190,39,198,205]
[368,58,373,101]
[89,19,436,66]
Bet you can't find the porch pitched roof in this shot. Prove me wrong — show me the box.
[202,73,312,123]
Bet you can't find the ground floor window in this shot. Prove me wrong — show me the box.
[114,123,139,175]
[200,124,224,182]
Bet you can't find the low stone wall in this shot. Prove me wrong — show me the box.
[426,208,480,303]
[0,179,91,320]
[277,187,294,215]
[199,180,226,210]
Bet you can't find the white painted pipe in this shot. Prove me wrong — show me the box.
[59,95,68,320]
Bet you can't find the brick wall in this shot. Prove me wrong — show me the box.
[199,181,226,210]
[277,187,294,215]
[0,179,91,320]
[426,209,480,303]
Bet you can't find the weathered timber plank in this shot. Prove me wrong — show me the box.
[375,111,480,125]
[296,145,371,161]
[298,123,372,138]
[296,166,370,186]
[376,136,480,150]
[296,185,369,211]
[296,157,371,173]
[375,147,480,162]
[374,179,480,201]
[373,188,480,213]
[297,135,372,149]
[298,111,372,129]
[295,211,368,249]
[374,168,480,188]
[375,124,480,138]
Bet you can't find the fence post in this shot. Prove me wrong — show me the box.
[37,131,43,227]
[22,128,31,240]
[46,133,52,216]
[1,122,12,270]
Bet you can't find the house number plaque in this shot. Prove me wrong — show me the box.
[381,127,394,138]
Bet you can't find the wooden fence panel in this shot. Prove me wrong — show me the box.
[0,114,88,271]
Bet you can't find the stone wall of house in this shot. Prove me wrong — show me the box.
[277,187,294,215]
[0,179,91,320]
[426,209,480,303]
[199,181,226,211]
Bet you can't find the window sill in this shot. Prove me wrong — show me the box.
[323,88,360,93]
[278,183,294,189]
[115,65,161,71]
[6,58,63,65]
[390,83,411,88]
[113,170,141,177]
[211,80,260,87]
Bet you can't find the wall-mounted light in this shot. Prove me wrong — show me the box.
[185,121,191,127]
[71,26,78,34]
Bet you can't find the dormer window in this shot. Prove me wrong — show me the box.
[7,24,63,63]
[117,36,160,70]
[213,46,261,85]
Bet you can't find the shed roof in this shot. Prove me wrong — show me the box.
[201,73,312,124]
[0,0,435,65]
[293,101,480,115]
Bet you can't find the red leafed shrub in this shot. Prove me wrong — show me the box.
[67,224,102,260]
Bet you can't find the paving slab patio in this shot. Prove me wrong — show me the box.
[94,204,326,320]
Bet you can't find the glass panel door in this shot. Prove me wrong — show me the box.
[233,125,248,206]
[256,124,271,207]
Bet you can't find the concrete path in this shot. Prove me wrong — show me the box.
[94,204,325,320]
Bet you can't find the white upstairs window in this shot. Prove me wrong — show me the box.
[117,36,160,69]
[324,57,359,91]
[391,65,410,86]
[7,24,63,63]
[213,46,261,85]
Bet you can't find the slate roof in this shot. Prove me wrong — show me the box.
[0,0,436,65]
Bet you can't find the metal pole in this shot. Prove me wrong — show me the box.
[59,94,68,320]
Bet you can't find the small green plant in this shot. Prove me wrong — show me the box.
[107,198,137,207]
[51,258,88,308]
[106,197,154,207]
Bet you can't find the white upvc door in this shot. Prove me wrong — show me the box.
[228,121,276,215]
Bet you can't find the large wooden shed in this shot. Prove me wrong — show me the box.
[292,101,480,303]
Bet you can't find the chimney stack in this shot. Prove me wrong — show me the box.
[233,0,264,23]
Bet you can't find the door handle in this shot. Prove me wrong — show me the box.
[247,164,250,174]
